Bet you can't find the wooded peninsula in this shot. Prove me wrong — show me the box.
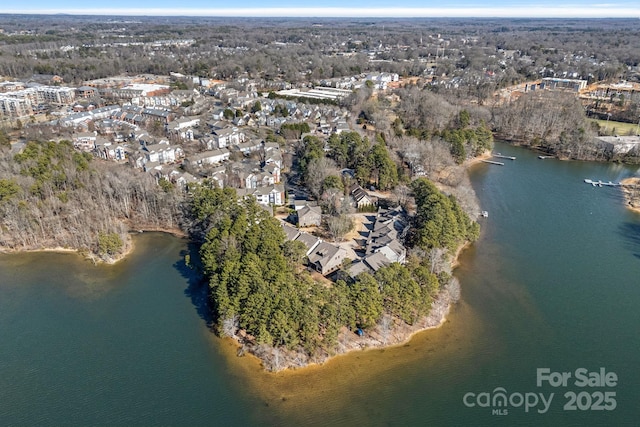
[1,15,639,369]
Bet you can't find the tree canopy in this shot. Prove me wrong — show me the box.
[327,131,398,189]
[410,177,480,252]
[188,184,466,358]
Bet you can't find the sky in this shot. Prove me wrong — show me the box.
[3,0,640,18]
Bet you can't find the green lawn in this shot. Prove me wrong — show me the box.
[591,119,639,136]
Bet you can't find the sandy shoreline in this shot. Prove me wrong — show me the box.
[0,237,134,264]
[233,280,460,373]
[0,227,183,264]
[464,150,493,166]
[620,177,640,214]
[229,155,483,371]
[234,239,466,372]
[0,246,78,255]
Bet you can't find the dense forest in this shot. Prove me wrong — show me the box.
[0,138,183,260]
[186,178,477,369]
[492,91,604,159]
[0,16,638,90]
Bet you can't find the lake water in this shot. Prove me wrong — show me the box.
[1,141,639,426]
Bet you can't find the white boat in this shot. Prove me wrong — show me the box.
[481,211,489,218]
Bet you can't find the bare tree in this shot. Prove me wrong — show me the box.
[305,157,338,199]
[325,214,354,242]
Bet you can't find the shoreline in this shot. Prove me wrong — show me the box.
[234,288,454,372]
[227,153,486,372]
[0,227,185,264]
[464,150,493,166]
[228,154,484,372]
[0,246,78,255]
[0,237,134,265]
[232,240,467,372]
[620,177,640,214]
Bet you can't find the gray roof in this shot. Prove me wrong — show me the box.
[294,232,321,251]
[307,242,345,272]
[187,148,229,162]
[298,205,322,218]
[363,252,391,272]
[282,223,301,241]
[348,260,372,278]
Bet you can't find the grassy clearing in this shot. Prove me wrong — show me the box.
[591,119,639,136]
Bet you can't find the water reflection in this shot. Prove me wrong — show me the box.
[618,221,640,259]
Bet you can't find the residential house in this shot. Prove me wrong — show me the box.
[363,206,408,265]
[239,183,285,206]
[235,139,263,155]
[144,162,165,177]
[95,139,127,161]
[141,108,173,124]
[232,116,247,127]
[169,170,199,191]
[185,148,230,167]
[375,238,406,264]
[334,120,350,134]
[256,183,285,206]
[292,231,321,256]
[167,116,200,140]
[307,242,347,275]
[348,252,391,278]
[293,199,318,211]
[256,171,276,187]
[73,131,97,151]
[596,136,640,155]
[208,171,225,189]
[350,184,374,209]
[264,149,283,169]
[267,116,287,128]
[263,163,281,183]
[143,143,183,164]
[213,127,245,148]
[75,86,98,98]
[282,222,301,241]
[243,172,258,189]
[211,107,226,121]
[297,205,322,227]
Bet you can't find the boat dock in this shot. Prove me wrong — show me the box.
[493,153,516,160]
[584,179,622,187]
[482,160,505,166]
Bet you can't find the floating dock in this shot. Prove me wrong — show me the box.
[493,153,516,160]
[482,160,505,166]
[584,179,621,187]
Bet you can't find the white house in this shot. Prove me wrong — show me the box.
[95,140,128,161]
[213,127,245,148]
[240,184,285,206]
[73,131,97,151]
[235,140,263,155]
[264,149,283,169]
[263,163,281,183]
[143,143,182,164]
[185,149,230,167]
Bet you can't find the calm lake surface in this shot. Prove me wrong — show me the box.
[1,141,639,426]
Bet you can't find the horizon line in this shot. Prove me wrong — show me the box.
[2,7,640,19]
